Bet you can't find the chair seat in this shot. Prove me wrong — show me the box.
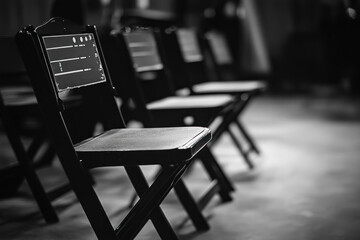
[192,81,267,95]
[75,127,211,168]
[146,95,233,110]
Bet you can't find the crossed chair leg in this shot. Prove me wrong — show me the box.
[211,93,261,169]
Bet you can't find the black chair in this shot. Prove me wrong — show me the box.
[0,91,64,223]
[0,37,56,169]
[116,27,256,169]
[16,17,213,239]
[104,27,237,209]
[203,29,266,156]
[0,37,73,223]
[159,27,266,165]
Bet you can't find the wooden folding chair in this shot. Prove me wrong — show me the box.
[159,27,266,167]
[103,27,236,210]
[203,29,266,153]
[0,37,73,223]
[0,37,56,169]
[16,17,213,239]
[0,92,63,223]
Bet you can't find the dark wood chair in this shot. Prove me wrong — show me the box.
[203,30,266,155]
[104,27,236,209]
[0,37,73,223]
[0,37,55,169]
[16,17,213,239]
[159,27,266,165]
[0,91,64,223]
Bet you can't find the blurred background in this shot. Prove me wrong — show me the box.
[1,0,360,95]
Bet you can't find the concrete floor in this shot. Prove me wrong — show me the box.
[1,94,360,239]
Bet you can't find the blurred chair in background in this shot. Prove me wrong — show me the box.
[159,27,265,167]
[103,26,235,209]
[0,37,73,223]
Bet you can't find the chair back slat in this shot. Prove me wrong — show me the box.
[176,29,203,63]
[204,30,239,81]
[118,28,174,105]
[161,28,209,88]
[205,31,233,65]
[123,31,163,72]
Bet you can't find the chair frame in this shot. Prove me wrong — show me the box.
[16,18,213,239]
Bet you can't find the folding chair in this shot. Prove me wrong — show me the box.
[16,17,213,239]
[0,37,56,169]
[0,92,73,223]
[203,29,267,154]
[112,12,260,168]
[159,27,266,166]
[103,27,236,209]
[0,37,73,223]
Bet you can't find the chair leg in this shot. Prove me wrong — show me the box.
[233,94,261,154]
[210,116,228,145]
[235,119,260,154]
[226,127,254,169]
[127,191,138,209]
[118,165,187,239]
[208,99,256,170]
[210,97,246,147]
[21,158,59,223]
[173,177,210,231]
[26,131,58,168]
[126,165,164,208]
[198,147,235,193]
[67,167,117,240]
[126,147,234,205]
[150,205,180,240]
[26,132,46,160]
[1,112,59,223]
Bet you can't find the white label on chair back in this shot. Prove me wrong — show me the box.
[176,29,203,63]
[42,33,106,91]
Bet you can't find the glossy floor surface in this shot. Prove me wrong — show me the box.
[1,94,360,239]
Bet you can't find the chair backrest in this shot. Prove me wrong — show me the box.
[160,27,212,90]
[103,27,179,126]
[110,27,175,104]
[204,30,237,81]
[176,29,204,64]
[16,17,125,161]
[205,31,233,66]
[41,33,106,91]
[123,29,163,73]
